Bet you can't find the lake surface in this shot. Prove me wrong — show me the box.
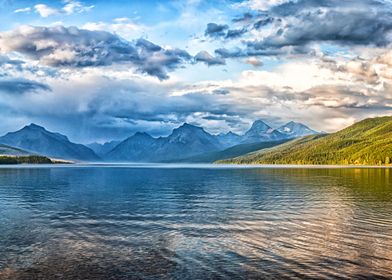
[1,165,392,279]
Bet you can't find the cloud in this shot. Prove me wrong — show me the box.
[253,16,274,29]
[83,18,144,40]
[3,0,392,141]
[0,25,192,80]
[34,4,58,17]
[30,1,93,18]
[204,23,247,40]
[0,55,24,67]
[1,56,391,142]
[14,7,31,13]
[225,28,247,39]
[0,78,51,94]
[232,12,254,23]
[237,0,290,10]
[250,2,392,50]
[245,57,263,67]
[194,51,225,66]
[204,23,228,38]
[215,48,246,58]
[210,0,392,60]
[62,0,94,15]
[319,47,392,87]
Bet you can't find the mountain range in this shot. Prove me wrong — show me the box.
[104,120,317,162]
[0,120,318,162]
[218,116,392,165]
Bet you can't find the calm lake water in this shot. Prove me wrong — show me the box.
[1,165,392,279]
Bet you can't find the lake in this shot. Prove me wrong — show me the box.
[1,165,392,279]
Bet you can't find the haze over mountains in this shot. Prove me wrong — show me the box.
[0,120,318,162]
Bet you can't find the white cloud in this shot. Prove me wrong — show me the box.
[83,18,144,40]
[62,0,94,15]
[234,0,289,10]
[32,1,94,18]
[14,7,31,13]
[34,4,58,18]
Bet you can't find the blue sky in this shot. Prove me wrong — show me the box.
[1,0,392,143]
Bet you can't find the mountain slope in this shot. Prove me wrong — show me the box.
[0,144,33,156]
[87,140,121,156]
[154,123,221,160]
[216,131,242,148]
[241,120,286,143]
[277,121,318,138]
[218,117,392,165]
[173,139,290,163]
[0,124,99,161]
[106,132,158,161]
[106,123,222,162]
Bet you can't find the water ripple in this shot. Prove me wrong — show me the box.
[0,167,392,279]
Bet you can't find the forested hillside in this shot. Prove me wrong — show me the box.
[218,117,392,165]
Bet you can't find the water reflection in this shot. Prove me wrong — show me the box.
[0,167,392,279]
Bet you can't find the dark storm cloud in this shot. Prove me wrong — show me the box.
[232,12,254,23]
[0,25,192,80]
[214,46,288,59]
[253,17,275,29]
[225,28,247,39]
[204,23,229,38]
[250,4,392,50]
[204,23,247,40]
[0,78,51,94]
[215,48,245,58]
[211,0,392,58]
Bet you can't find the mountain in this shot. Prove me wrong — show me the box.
[277,121,318,138]
[218,116,392,165]
[173,139,290,163]
[106,123,222,162]
[87,140,121,156]
[216,131,242,148]
[106,132,158,161]
[0,124,99,161]
[157,123,221,159]
[241,120,286,143]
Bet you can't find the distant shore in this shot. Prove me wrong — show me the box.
[1,161,392,169]
[0,155,73,165]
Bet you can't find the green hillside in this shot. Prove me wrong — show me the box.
[172,140,290,163]
[218,116,392,165]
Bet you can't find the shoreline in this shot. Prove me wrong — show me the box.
[1,162,392,169]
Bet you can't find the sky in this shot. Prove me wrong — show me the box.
[1,0,392,143]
